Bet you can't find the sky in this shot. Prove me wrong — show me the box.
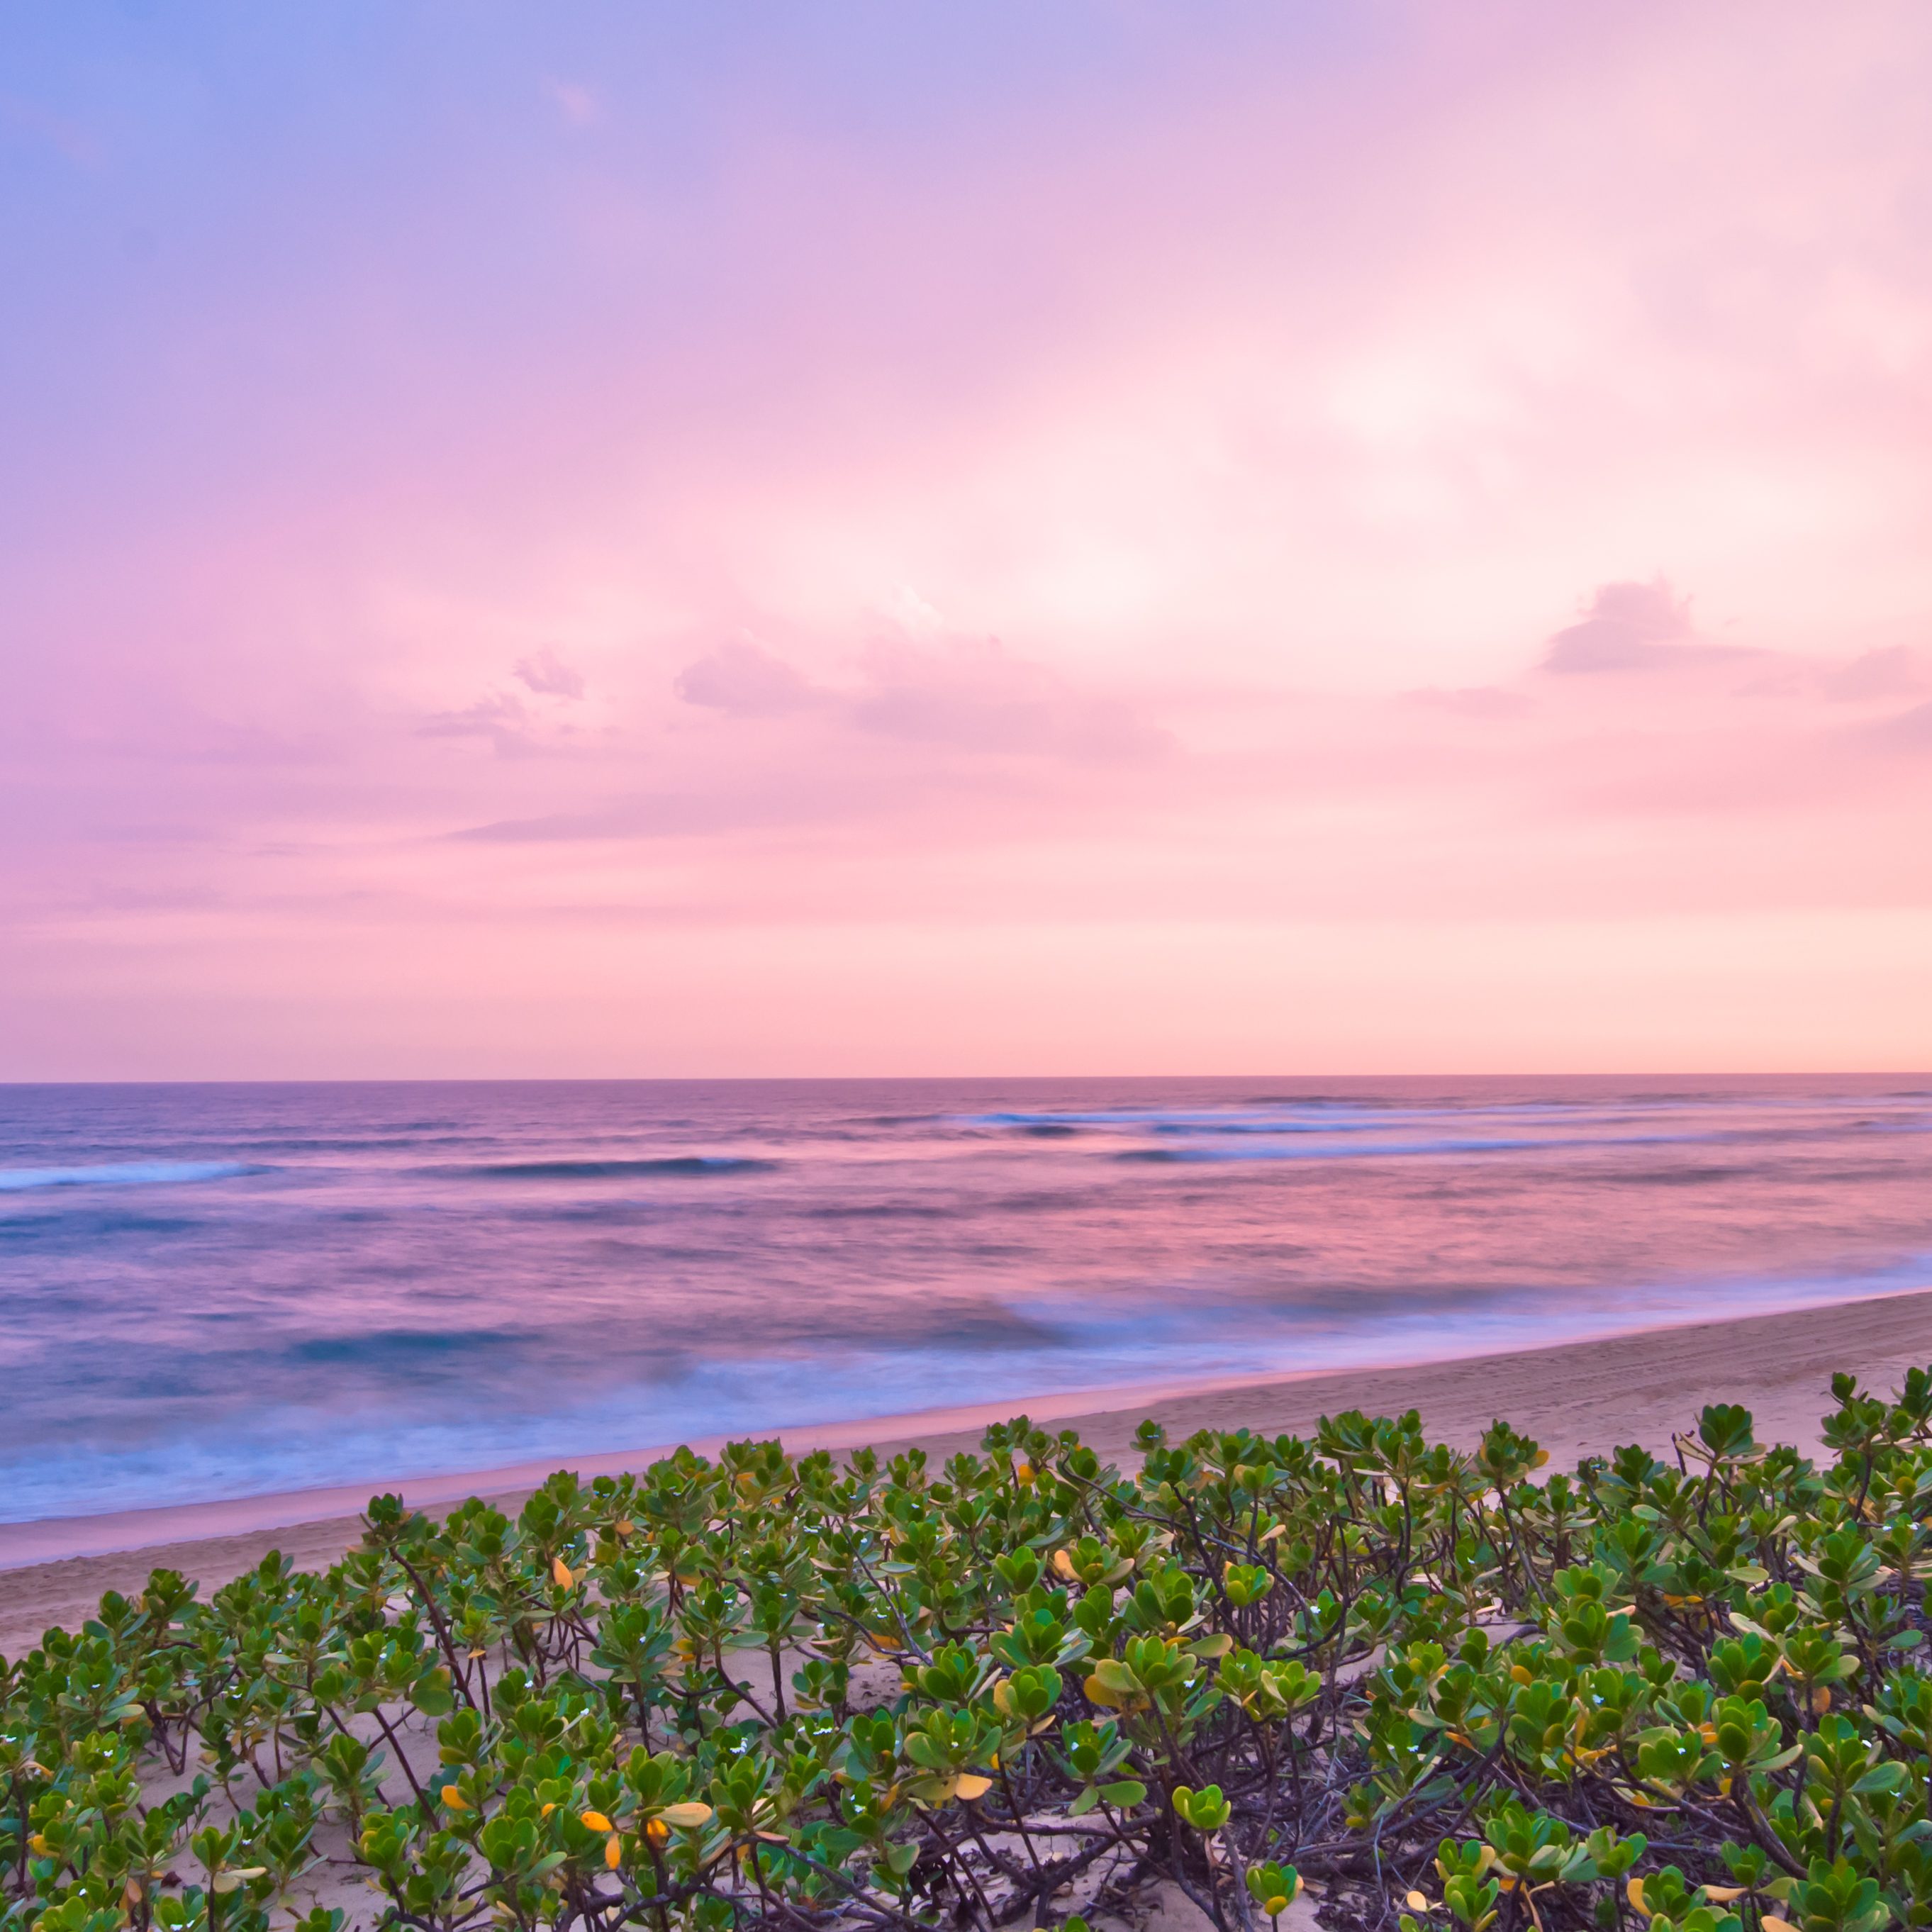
[3,1,1931,1079]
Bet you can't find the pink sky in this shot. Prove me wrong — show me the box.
[3,2,1930,1077]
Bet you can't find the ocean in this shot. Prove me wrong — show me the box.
[1,1076,1929,1525]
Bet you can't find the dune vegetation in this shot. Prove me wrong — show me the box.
[7,1371,1932,1932]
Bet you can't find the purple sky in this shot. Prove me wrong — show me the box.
[4,3,1931,1076]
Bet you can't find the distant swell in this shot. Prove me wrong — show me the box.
[436,1156,778,1181]
[1112,1135,1687,1163]
[0,1160,261,1193]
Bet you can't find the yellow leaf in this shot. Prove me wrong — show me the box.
[1701,1887,1748,1904]
[1015,1461,1034,1485]
[954,1774,993,1801]
[1762,1918,1800,1932]
[1811,1686,1832,1714]
[553,1556,575,1589]
[659,1802,714,1828]
[605,1835,624,1870]
[442,1785,469,1811]
[1626,1879,1649,1917]
[1510,1664,1534,1685]
[1053,1550,1078,1580]
[646,1819,669,1846]
[1407,1894,1431,1912]
[581,1811,614,1833]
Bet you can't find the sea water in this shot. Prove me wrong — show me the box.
[1,1076,1928,1523]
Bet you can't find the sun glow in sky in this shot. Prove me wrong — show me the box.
[4,3,1931,1077]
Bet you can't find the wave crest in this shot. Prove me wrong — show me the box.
[430,1156,778,1181]
[0,1160,262,1193]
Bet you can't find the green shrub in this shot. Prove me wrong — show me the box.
[6,1369,1932,1932]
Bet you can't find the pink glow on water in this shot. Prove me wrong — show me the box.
[2,5,1931,1076]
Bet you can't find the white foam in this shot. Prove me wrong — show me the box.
[0,1159,257,1193]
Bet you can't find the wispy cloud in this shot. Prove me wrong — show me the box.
[542,78,600,128]
[417,693,530,745]
[0,91,104,169]
[674,634,1170,764]
[1822,647,1925,703]
[849,637,1170,763]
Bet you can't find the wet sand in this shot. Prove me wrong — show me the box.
[3,1287,1929,1655]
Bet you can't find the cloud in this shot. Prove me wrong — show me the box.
[417,692,528,742]
[849,638,1171,763]
[1540,579,1700,674]
[0,93,104,169]
[1822,646,1925,703]
[452,793,746,842]
[1864,699,1932,754]
[674,639,822,717]
[543,79,601,128]
[672,631,1171,764]
[513,647,586,699]
[1400,686,1535,720]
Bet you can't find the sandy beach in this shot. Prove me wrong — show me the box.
[3,1285,1928,1656]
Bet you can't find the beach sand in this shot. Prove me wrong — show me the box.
[4,1286,1930,1656]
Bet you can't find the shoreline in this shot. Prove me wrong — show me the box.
[14,1278,1932,1571]
[3,1285,1930,1653]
